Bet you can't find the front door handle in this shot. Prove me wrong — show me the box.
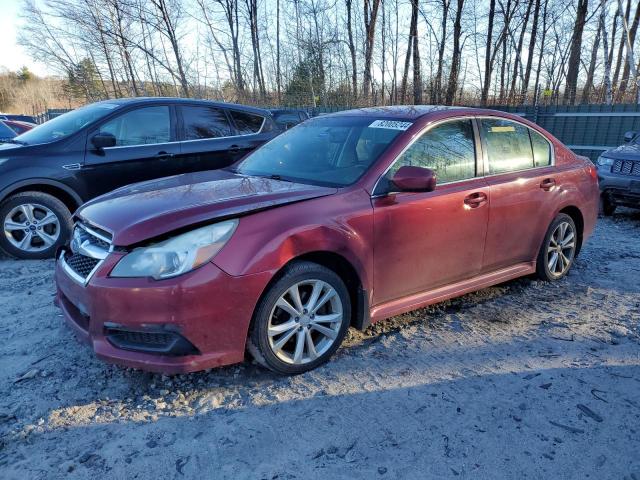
[229,144,241,154]
[540,178,556,191]
[464,192,488,208]
[155,151,174,160]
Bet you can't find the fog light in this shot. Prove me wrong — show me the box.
[104,324,199,356]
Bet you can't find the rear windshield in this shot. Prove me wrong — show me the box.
[235,116,410,187]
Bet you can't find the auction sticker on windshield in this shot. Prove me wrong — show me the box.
[369,120,413,131]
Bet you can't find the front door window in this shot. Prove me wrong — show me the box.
[99,106,170,146]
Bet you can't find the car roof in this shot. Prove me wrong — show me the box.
[323,105,513,121]
[270,108,307,114]
[92,97,272,116]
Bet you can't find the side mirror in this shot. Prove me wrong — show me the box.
[623,131,637,143]
[91,132,116,149]
[391,166,437,192]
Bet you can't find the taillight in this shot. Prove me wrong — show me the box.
[586,164,598,181]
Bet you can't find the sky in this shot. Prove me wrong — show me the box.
[0,0,50,76]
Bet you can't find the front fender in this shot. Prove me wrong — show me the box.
[0,176,83,206]
[213,189,374,293]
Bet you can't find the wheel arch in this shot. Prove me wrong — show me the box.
[558,205,584,255]
[0,179,82,214]
[253,251,371,333]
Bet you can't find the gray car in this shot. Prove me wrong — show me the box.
[596,130,640,215]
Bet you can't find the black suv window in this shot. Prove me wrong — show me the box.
[230,110,264,134]
[182,106,232,140]
[99,106,170,146]
[480,119,535,174]
[275,112,301,125]
[385,119,476,185]
[0,121,16,139]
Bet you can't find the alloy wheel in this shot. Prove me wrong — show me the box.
[546,221,575,278]
[3,203,61,253]
[267,279,344,365]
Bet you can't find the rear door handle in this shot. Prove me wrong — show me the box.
[229,144,241,154]
[155,151,174,160]
[540,178,556,191]
[464,192,488,208]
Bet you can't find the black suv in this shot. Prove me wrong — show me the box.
[0,98,277,259]
[269,109,310,131]
[596,130,640,215]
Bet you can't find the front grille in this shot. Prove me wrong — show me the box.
[62,222,112,283]
[612,159,640,177]
[65,251,100,278]
[91,236,110,250]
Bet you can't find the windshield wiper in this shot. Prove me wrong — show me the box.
[3,139,26,145]
[265,174,296,183]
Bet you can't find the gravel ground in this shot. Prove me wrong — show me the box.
[1,210,639,479]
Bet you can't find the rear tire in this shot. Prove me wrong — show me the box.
[535,213,577,281]
[248,261,351,375]
[0,192,73,259]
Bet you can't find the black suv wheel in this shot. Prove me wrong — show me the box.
[0,191,73,259]
[600,195,617,216]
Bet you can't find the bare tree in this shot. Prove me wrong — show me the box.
[362,0,381,99]
[481,0,496,106]
[445,0,465,105]
[581,15,602,103]
[563,0,589,104]
[615,0,640,101]
[612,0,631,88]
[245,0,267,98]
[521,0,541,102]
[601,0,614,104]
[345,0,358,99]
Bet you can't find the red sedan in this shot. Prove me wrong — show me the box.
[55,106,599,375]
[2,119,35,135]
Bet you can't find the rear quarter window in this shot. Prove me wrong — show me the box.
[230,111,264,134]
[530,129,552,167]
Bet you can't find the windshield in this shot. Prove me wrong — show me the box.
[235,116,409,186]
[0,121,16,140]
[15,102,121,145]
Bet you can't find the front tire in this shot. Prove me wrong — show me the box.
[600,195,616,216]
[536,213,577,281]
[248,261,351,375]
[0,192,73,259]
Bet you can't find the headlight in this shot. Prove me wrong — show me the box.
[110,220,238,279]
[596,156,614,167]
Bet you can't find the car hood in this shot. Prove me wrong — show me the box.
[0,142,25,152]
[602,142,640,161]
[77,170,338,246]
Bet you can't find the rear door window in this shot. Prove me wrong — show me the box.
[99,106,170,146]
[229,110,264,134]
[480,119,534,174]
[181,106,232,140]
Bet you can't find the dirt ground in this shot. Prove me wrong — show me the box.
[1,210,639,480]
